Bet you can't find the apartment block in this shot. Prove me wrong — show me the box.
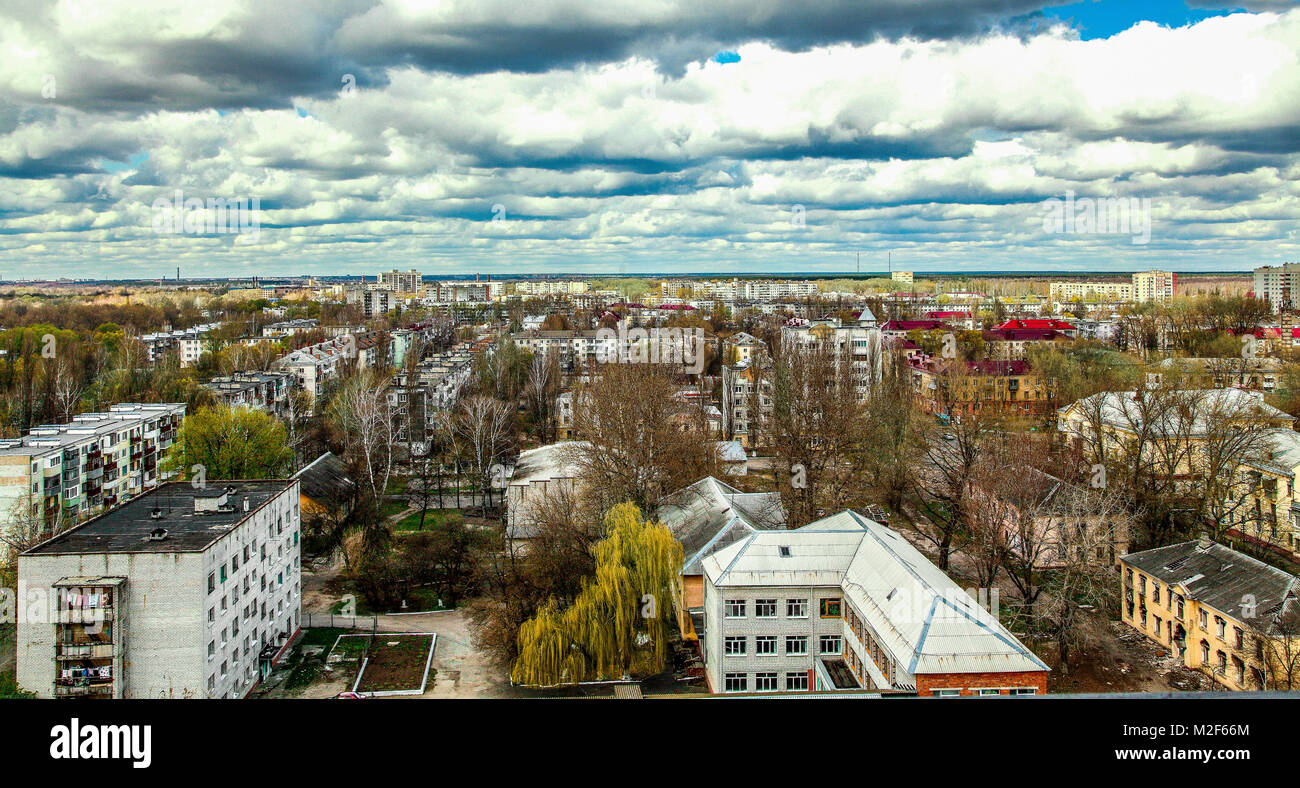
[204,371,296,414]
[1119,539,1299,690]
[515,279,589,296]
[275,332,389,397]
[1131,270,1176,303]
[0,403,186,551]
[376,268,423,293]
[16,480,302,698]
[1254,263,1300,313]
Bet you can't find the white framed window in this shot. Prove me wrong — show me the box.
[1010,687,1037,696]
[754,672,778,692]
[974,688,1000,696]
[786,599,807,618]
[934,689,962,697]
[754,599,777,617]
[724,599,746,618]
[724,673,747,693]
[785,635,808,655]
[818,635,842,655]
[724,636,747,656]
[755,636,777,656]
[785,672,809,691]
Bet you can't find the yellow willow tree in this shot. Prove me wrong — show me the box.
[512,502,684,686]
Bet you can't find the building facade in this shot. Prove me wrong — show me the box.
[700,511,1048,695]
[16,480,302,698]
[1119,539,1299,691]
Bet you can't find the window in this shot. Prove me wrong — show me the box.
[207,641,215,660]
[754,599,777,618]
[934,689,961,697]
[785,636,808,656]
[219,564,227,583]
[1010,688,1037,696]
[1199,610,1208,629]
[974,688,1001,696]
[207,572,216,594]
[755,636,776,656]
[724,673,747,693]
[754,673,778,692]
[785,672,809,691]
[786,599,807,618]
[819,635,842,655]
[724,599,746,618]
[1216,617,1226,638]
[724,636,746,656]
[820,598,842,618]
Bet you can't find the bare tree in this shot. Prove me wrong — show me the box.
[328,369,399,501]
[454,395,515,511]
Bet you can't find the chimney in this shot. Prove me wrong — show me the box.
[1198,532,1213,549]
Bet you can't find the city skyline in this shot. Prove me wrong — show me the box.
[2,1,1297,278]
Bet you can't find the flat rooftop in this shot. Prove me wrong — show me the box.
[24,480,296,556]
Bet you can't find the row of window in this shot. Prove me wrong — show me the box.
[724,672,808,692]
[724,635,841,656]
[724,598,840,619]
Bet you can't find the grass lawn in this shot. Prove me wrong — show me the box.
[355,634,435,693]
[379,499,410,519]
[393,509,461,532]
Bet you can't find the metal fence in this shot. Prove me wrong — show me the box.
[300,612,379,631]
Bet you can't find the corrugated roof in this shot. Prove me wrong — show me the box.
[703,510,1048,678]
[657,477,785,576]
[1121,540,1299,625]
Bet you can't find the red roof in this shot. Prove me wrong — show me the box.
[993,319,1075,331]
[925,311,971,319]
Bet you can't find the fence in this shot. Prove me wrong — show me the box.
[301,612,379,631]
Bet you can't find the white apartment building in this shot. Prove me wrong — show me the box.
[420,281,505,302]
[346,288,391,318]
[700,511,1048,696]
[16,480,302,698]
[376,268,423,293]
[779,312,883,399]
[275,332,389,397]
[515,280,589,296]
[1049,280,1133,303]
[0,403,186,551]
[660,278,819,302]
[1048,271,1174,305]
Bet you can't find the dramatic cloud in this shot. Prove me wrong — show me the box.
[0,1,1296,277]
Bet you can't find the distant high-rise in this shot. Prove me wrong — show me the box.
[1254,263,1300,313]
[376,268,423,293]
[1130,270,1175,303]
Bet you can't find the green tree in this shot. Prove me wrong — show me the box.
[162,405,294,480]
[511,502,683,686]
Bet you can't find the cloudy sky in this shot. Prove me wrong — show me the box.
[0,0,1297,280]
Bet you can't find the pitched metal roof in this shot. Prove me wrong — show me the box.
[657,477,785,576]
[702,510,1048,678]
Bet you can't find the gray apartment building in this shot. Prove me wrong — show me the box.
[0,403,186,554]
[16,480,302,699]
